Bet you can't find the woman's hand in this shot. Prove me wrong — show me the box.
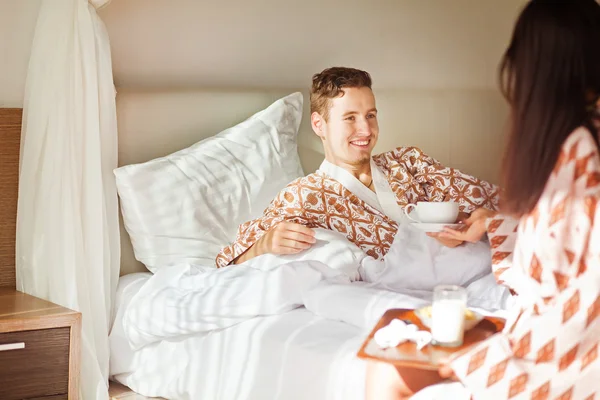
[438,361,458,381]
[427,234,464,248]
[426,211,470,247]
[437,208,498,244]
[438,351,468,381]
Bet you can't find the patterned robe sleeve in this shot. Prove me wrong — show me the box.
[215,183,310,268]
[391,147,501,213]
[486,214,520,291]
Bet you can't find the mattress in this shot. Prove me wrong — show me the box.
[108,272,369,400]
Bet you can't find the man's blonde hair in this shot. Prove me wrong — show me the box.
[310,67,372,121]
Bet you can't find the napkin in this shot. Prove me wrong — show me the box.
[373,319,432,350]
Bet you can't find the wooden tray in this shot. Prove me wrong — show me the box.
[357,308,505,370]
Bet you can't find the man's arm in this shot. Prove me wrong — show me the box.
[391,146,501,213]
[215,184,314,267]
[231,222,315,265]
[231,244,259,265]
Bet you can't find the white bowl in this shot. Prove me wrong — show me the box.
[415,305,484,331]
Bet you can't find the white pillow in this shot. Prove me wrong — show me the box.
[114,92,305,272]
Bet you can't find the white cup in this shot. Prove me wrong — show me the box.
[403,201,459,224]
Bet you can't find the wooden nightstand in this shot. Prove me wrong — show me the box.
[0,288,81,400]
[109,381,165,400]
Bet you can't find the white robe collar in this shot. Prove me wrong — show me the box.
[317,159,406,224]
[370,159,407,224]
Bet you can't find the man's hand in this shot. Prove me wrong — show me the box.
[233,222,315,264]
[257,222,316,255]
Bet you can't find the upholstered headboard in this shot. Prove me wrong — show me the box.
[0,108,21,288]
[0,89,511,282]
[115,88,509,275]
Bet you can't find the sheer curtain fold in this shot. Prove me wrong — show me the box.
[16,0,120,399]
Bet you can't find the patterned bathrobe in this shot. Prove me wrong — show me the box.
[215,146,500,268]
[449,125,600,399]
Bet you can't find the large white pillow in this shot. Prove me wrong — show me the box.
[114,92,305,272]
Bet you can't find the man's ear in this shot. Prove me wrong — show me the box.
[311,112,325,139]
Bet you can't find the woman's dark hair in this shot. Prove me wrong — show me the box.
[499,0,600,216]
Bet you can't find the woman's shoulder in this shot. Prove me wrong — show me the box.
[550,126,600,192]
[559,126,599,161]
[555,127,599,169]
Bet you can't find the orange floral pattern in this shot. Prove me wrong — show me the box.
[450,127,600,400]
[215,147,500,267]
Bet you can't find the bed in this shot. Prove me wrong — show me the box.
[108,270,511,400]
[109,272,368,400]
[104,88,513,400]
[0,87,511,399]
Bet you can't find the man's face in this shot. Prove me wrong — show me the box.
[312,86,379,168]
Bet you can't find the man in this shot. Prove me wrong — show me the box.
[215,67,499,268]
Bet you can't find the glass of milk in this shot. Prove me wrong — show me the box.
[431,285,467,347]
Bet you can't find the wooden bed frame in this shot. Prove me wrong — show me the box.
[0,108,21,289]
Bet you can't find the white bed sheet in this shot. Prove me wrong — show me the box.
[109,272,369,400]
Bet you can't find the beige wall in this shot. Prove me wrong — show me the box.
[99,0,525,90]
[1,0,526,105]
[0,0,40,107]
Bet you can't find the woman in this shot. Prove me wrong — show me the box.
[365,0,600,398]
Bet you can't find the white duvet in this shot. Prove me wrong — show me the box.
[122,225,514,350]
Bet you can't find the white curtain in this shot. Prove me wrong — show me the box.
[16,0,119,399]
